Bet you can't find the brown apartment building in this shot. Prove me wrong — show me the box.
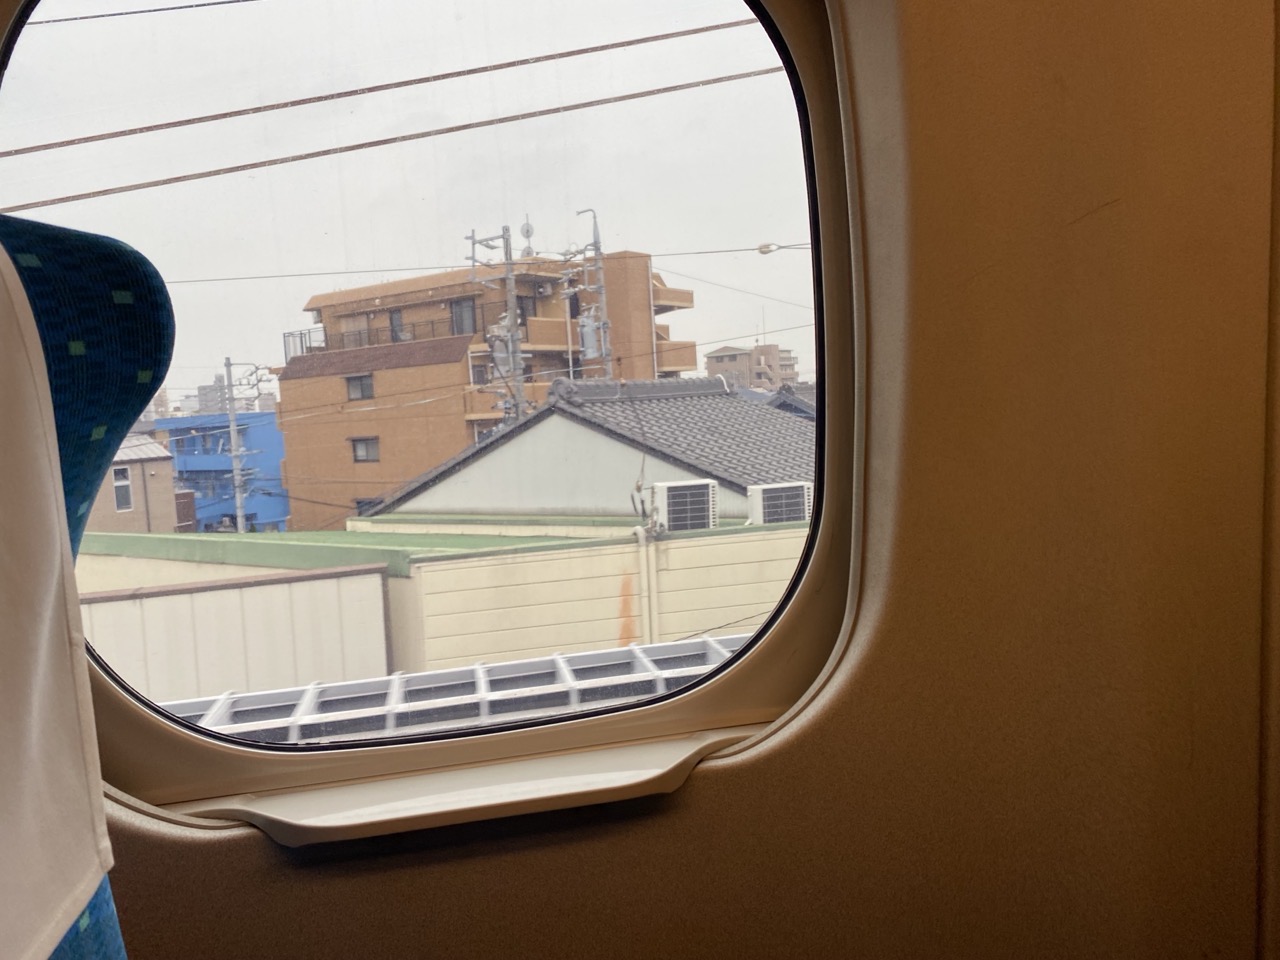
[704,342,801,390]
[277,251,697,530]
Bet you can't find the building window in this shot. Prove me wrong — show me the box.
[346,374,374,400]
[112,466,132,511]
[471,364,489,385]
[450,298,476,336]
[389,308,407,342]
[351,437,380,462]
[516,294,536,323]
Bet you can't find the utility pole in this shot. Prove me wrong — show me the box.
[502,225,525,421]
[468,225,525,423]
[576,208,611,375]
[224,356,246,533]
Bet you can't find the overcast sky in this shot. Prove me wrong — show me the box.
[0,0,815,398]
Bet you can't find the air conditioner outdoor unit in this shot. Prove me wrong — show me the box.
[651,480,719,532]
[746,482,814,525]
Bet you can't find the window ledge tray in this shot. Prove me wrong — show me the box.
[164,724,763,846]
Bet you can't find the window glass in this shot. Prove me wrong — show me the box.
[351,437,381,463]
[346,375,374,401]
[1,0,816,745]
[112,467,132,512]
[450,298,477,336]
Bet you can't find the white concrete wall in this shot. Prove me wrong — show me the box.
[393,415,751,518]
[401,525,808,671]
[81,571,389,702]
[74,554,294,593]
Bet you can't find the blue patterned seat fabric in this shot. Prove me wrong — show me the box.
[0,214,174,555]
[0,214,175,959]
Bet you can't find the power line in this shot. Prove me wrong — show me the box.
[268,318,816,422]
[155,313,815,426]
[0,20,755,158]
[654,265,814,311]
[0,67,784,214]
[26,0,267,25]
[163,245,805,286]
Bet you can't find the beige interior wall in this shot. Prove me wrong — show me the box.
[4,0,1270,956]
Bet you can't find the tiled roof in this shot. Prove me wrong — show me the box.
[278,335,473,380]
[113,433,172,463]
[548,378,814,489]
[705,345,752,357]
[767,383,817,419]
[790,382,818,405]
[371,377,815,513]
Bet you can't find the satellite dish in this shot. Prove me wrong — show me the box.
[521,246,535,258]
[520,220,534,239]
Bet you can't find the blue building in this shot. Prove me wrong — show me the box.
[154,412,290,532]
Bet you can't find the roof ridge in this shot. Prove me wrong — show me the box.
[548,376,732,405]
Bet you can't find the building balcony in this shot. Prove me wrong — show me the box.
[651,280,694,314]
[655,338,697,373]
[172,451,233,472]
[522,316,580,351]
[283,318,463,361]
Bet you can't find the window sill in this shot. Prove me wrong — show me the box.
[163,724,763,846]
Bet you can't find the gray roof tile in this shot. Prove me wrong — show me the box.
[548,378,814,489]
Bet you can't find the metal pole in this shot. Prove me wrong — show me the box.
[224,356,246,533]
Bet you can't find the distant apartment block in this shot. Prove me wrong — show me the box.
[276,251,697,530]
[704,342,800,389]
[154,412,290,532]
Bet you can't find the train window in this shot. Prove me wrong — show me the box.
[0,0,851,836]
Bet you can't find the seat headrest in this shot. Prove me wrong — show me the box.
[0,215,174,555]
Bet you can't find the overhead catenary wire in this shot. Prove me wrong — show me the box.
[162,245,811,286]
[653,265,815,311]
[26,0,267,25]
[157,334,816,430]
[0,67,785,214]
[0,20,756,158]
[156,314,815,424]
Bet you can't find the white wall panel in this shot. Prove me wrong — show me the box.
[85,601,150,694]
[190,589,247,697]
[240,585,297,694]
[138,595,199,704]
[82,572,388,701]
